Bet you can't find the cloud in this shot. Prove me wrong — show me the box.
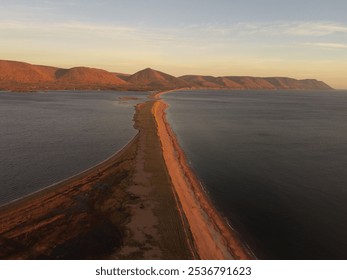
[188,21,347,37]
[285,22,347,36]
[2,19,347,45]
[0,19,226,51]
[0,19,134,34]
[303,42,347,49]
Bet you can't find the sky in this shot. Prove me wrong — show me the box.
[1,0,347,88]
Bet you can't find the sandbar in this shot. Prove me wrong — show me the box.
[0,91,253,260]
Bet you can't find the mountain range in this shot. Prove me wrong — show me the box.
[0,60,333,91]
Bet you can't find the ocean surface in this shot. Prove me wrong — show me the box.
[0,91,147,206]
[164,89,347,259]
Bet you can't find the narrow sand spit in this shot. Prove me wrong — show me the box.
[0,91,253,260]
[152,97,252,259]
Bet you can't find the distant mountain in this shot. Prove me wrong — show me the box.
[126,68,190,90]
[0,60,333,91]
[263,77,332,90]
[181,74,332,90]
[0,60,128,91]
[225,76,276,89]
[179,75,225,88]
[180,75,244,89]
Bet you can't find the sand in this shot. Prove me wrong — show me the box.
[0,92,253,260]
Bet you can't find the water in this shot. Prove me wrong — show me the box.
[164,89,347,259]
[0,91,148,206]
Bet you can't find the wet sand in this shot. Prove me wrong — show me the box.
[0,92,253,260]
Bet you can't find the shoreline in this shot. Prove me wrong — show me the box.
[0,89,253,259]
[152,95,253,259]
[0,98,194,260]
[0,132,140,211]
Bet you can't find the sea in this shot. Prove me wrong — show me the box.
[0,90,147,206]
[163,89,347,260]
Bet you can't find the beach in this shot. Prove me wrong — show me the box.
[153,94,252,260]
[0,93,252,260]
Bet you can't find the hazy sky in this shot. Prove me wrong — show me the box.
[1,0,347,88]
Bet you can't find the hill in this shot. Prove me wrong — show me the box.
[0,60,57,84]
[0,60,129,91]
[126,68,190,90]
[0,60,333,91]
[180,75,332,90]
[263,77,332,90]
[55,67,128,87]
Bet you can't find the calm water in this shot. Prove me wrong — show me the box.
[0,91,147,206]
[164,89,347,259]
